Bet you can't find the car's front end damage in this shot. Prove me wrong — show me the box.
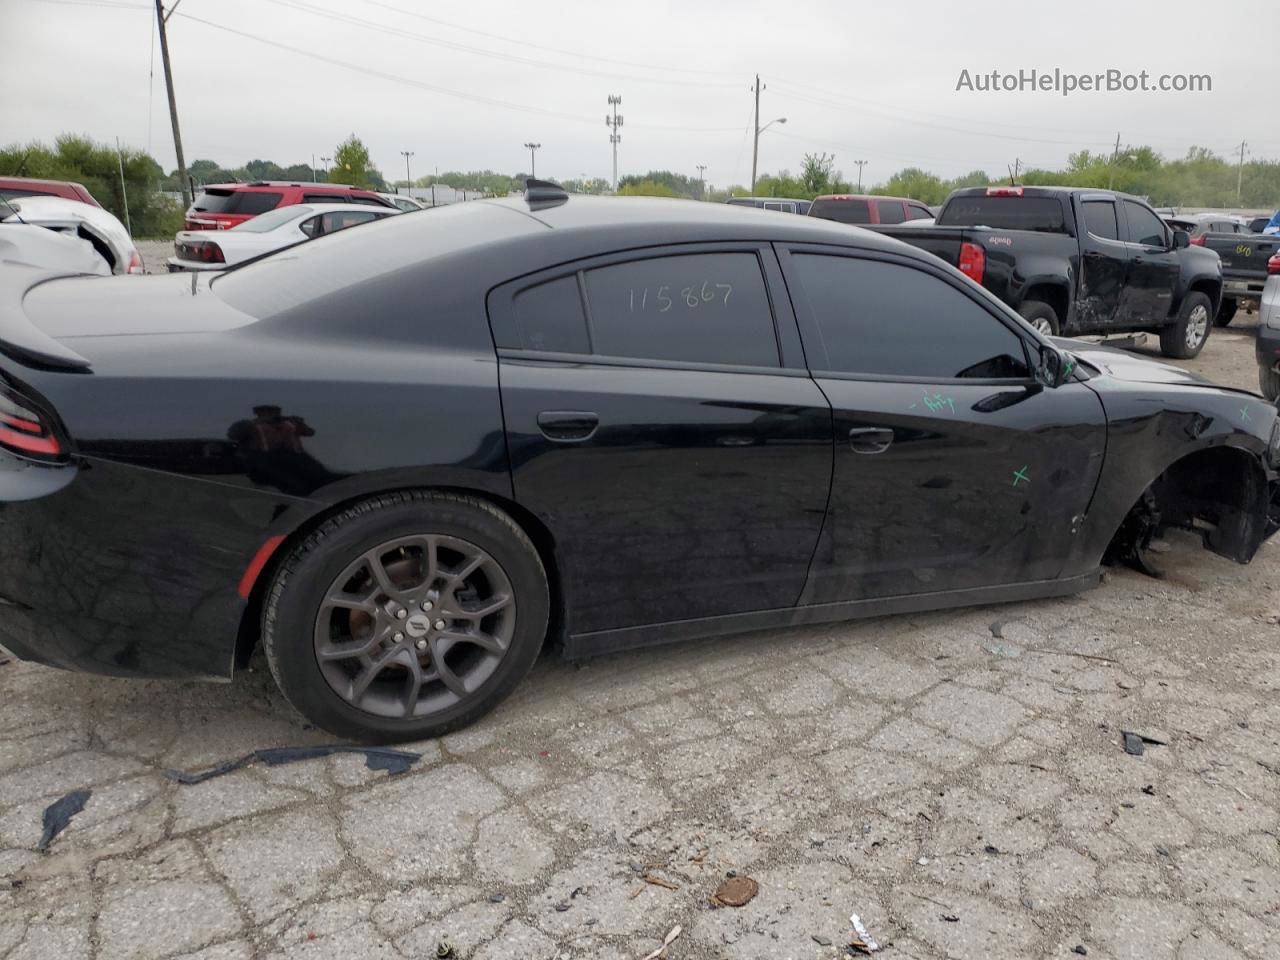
[1057,341,1280,578]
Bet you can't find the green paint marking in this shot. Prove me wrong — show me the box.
[1012,465,1030,487]
[1240,406,1251,422]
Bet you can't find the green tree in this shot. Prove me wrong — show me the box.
[328,134,379,189]
[618,170,701,198]
[617,180,680,198]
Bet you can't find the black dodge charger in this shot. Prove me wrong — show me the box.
[0,182,1277,741]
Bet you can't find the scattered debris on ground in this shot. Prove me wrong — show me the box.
[639,925,681,960]
[849,912,880,953]
[165,745,421,784]
[1121,731,1168,756]
[643,873,680,891]
[711,874,758,907]
[434,939,454,958]
[37,789,90,852]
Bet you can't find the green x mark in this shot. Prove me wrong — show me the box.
[1012,466,1030,487]
[1240,406,1251,423]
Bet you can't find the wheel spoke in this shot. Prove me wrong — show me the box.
[439,628,506,655]
[317,630,384,661]
[453,593,511,621]
[323,590,378,613]
[429,635,470,698]
[398,651,424,718]
[448,552,485,583]
[347,645,400,703]
[365,550,402,598]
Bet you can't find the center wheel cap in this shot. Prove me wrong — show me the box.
[405,614,432,639]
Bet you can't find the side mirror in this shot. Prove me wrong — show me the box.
[1038,344,1072,387]
[1172,229,1190,249]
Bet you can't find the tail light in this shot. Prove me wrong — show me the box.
[126,251,145,274]
[958,241,985,283]
[1268,254,1280,275]
[178,240,225,264]
[1190,234,1206,246]
[0,386,64,460]
[986,186,1024,197]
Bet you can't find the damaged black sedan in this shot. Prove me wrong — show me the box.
[0,182,1277,741]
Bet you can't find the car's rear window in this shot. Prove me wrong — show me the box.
[192,190,283,215]
[809,198,871,224]
[938,196,1069,234]
[211,201,540,320]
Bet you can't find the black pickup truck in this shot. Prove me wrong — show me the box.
[872,186,1224,358]
[1200,230,1280,326]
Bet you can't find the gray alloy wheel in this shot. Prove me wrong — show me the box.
[1261,363,1280,402]
[263,491,548,742]
[1160,291,1212,359]
[314,534,515,719]
[1017,300,1060,337]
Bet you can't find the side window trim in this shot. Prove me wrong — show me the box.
[487,242,804,373]
[775,242,1037,383]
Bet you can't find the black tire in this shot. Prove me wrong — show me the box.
[1261,364,1280,402]
[1018,300,1060,337]
[1215,297,1237,327]
[1159,292,1212,359]
[263,491,549,742]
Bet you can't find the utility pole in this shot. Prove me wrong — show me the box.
[1108,131,1121,189]
[853,160,867,192]
[1237,139,1248,204]
[154,0,190,210]
[399,150,414,194]
[523,142,541,180]
[750,76,786,194]
[311,154,317,182]
[1008,158,1021,185]
[606,95,623,191]
[696,164,707,199]
[115,137,132,235]
[751,75,761,193]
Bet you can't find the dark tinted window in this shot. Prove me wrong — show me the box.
[350,195,390,207]
[583,253,778,367]
[876,200,906,224]
[907,205,932,221]
[298,215,320,238]
[1082,200,1119,240]
[512,276,590,353]
[303,193,348,204]
[192,190,283,214]
[793,255,1030,379]
[938,196,1068,234]
[320,210,379,233]
[1122,200,1166,246]
[809,198,871,224]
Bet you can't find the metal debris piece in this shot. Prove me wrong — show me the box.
[165,745,421,784]
[434,939,454,958]
[37,790,90,852]
[1121,731,1167,756]
[639,924,682,960]
[849,913,880,952]
[942,914,959,922]
[712,875,758,907]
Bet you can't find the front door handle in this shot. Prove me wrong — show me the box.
[537,410,599,442]
[848,426,894,454]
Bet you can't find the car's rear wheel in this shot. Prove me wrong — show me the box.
[1260,364,1280,402]
[1159,292,1211,359]
[1018,300,1060,337]
[263,492,548,742]
[1215,296,1237,327]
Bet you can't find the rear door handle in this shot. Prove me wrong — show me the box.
[537,410,599,442]
[848,426,894,454]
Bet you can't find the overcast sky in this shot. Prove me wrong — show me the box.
[4,0,1275,188]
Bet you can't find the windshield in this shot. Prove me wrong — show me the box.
[229,205,311,233]
[939,196,1070,234]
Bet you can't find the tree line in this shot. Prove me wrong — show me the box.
[3,134,1277,239]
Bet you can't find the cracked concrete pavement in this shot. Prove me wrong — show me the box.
[2,291,1278,959]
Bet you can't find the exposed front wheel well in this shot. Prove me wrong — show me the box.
[1185,279,1223,317]
[1020,284,1070,331]
[1105,446,1270,573]
[233,486,564,671]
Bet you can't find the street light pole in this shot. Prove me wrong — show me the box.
[399,150,414,195]
[854,160,867,192]
[523,142,541,179]
[696,164,707,199]
[750,76,786,195]
[606,95,623,191]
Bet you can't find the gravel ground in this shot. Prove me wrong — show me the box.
[1,291,1277,960]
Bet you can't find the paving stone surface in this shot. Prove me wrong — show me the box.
[2,304,1278,957]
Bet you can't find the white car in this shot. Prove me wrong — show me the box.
[0,196,143,275]
[379,192,425,212]
[167,202,399,272]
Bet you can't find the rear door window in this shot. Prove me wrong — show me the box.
[809,198,871,224]
[1082,200,1119,240]
[582,252,780,367]
[906,205,933,221]
[192,190,283,214]
[876,201,906,224]
[510,277,591,353]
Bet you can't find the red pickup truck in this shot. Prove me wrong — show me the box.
[0,177,102,207]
